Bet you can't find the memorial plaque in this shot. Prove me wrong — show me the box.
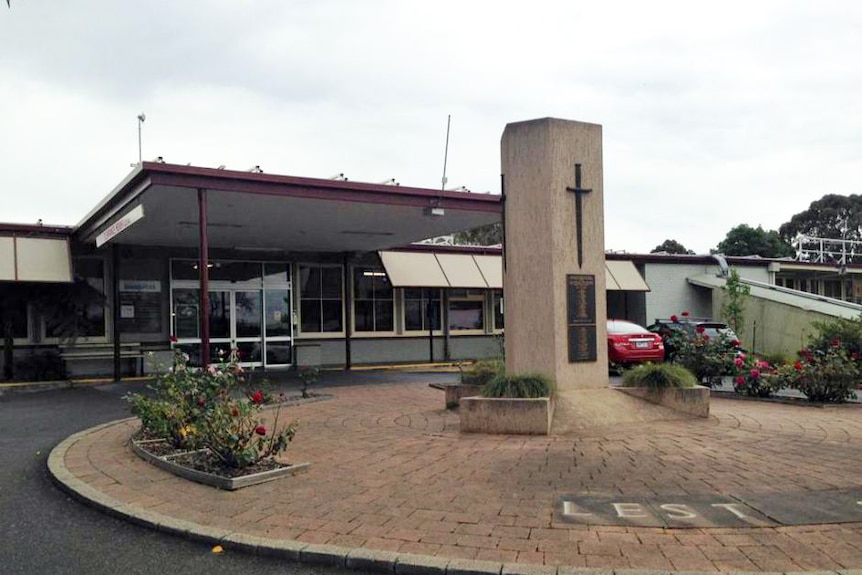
[567,274,596,362]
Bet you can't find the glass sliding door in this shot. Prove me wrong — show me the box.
[264,288,292,366]
[234,290,263,364]
[170,260,293,368]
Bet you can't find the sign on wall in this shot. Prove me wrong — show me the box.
[567,274,597,362]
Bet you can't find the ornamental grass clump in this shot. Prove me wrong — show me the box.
[461,359,504,387]
[482,372,554,398]
[621,362,697,389]
[126,350,297,469]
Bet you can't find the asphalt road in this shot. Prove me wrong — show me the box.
[0,371,456,575]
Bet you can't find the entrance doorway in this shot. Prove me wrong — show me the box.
[170,260,293,368]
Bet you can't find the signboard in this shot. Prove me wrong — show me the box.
[567,274,597,362]
[96,205,144,247]
[118,279,162,333]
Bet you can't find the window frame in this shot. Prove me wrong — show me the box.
[447,288,487,334]
[351,266,396,336]
[401,287,443,334]
[296,263,345,338]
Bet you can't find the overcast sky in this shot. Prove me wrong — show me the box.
[2,1,861,254]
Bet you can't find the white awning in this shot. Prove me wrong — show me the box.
[379,251,649,292]
[377,251,449,287]
[379,251,501,289]
[0,236,72,283]
[605,260,650,292]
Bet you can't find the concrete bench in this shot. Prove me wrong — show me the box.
[60,343,145,376]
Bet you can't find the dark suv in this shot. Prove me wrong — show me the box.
[646,318,742,360]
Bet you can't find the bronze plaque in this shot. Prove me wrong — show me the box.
[567,274,596,362]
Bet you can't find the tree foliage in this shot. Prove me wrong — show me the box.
[721,267,750,336]
[650,239,694,255]
[714,224,794,258]
[453,222,502,246]
[779,194,862,244]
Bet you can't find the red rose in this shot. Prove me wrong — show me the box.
[681,311,689,317]
[670,315,679,323]
[251,391,264,405]
[695,326,705,334]
[735,376,745,386]
[794,361,803,371]
[254,425,266,436]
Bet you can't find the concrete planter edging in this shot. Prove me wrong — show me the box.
[615,385,710,418]
[130,439,310,490]
[459,396,554,435]
[444,384,485,409]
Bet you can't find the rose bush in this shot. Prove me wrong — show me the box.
[732,354,782,398]
[668,319,737,387]
[126,350,297,469]
[776,343,860,403]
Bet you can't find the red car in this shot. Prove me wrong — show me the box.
[607,319,665,368]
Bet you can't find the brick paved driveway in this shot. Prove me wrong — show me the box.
[56,382,862,572]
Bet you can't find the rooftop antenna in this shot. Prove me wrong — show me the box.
[440,115,451,191]
[137,113,146,164]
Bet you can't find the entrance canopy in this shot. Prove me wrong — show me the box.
[75,163,502,252]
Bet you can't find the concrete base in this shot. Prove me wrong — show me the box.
[551,388,707,435]
[616,385,710,418]
[460,396,554,435]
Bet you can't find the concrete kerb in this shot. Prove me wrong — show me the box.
[47,418,861,575]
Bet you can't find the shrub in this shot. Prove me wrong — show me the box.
[776,345,859,403]
[731,354,782,398]
[461,359,504,386]
[126,350,298,468]
[621,363,697,389]
[298,366,321,398]
[671,328,736,386]
[808,315,862,360]
[15,350,66,382]
[482,372,554,398]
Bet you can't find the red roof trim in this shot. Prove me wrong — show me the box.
[0,222,73,236]
[144,162,501,212]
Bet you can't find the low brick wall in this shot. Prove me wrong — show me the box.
[459,396,554,435]
[616,385,710,418]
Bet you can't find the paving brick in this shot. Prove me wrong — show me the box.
[49,381,862,575]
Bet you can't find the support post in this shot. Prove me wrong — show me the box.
[112,243,121,381]
[198,188,210,368]
[343,253,352,369]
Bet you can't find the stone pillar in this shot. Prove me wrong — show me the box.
[501,118,608,391]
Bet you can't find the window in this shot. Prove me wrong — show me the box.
[492,290,504,330]
[299,264,343,333]
[353,268,393,332]
[49,258,106,339]
[403,288,441,332]
[448,289,485,331]
[1,299,28,339]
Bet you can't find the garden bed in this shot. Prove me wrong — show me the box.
[130,437,309,490]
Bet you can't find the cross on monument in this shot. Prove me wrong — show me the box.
[566,163,592,268]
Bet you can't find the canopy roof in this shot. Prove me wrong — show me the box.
[75,163,502,253]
